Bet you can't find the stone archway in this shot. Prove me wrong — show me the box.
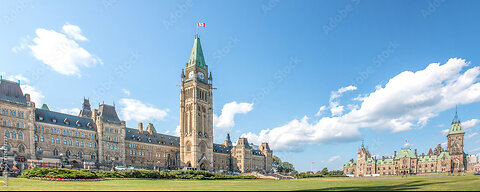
[200,162,206,170]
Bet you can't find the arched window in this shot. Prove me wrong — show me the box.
[200,141,207,153]
[18,144,25,153]
[34,134,38,141]
[5,130,10,138]
[186,141,192,152]
[65,150,71,157]
[53,149,59,156]
[91,154,96,160]
[77,151,83,158]
[18,132,23,139]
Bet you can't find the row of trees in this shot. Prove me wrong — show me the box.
[272,156,345,177]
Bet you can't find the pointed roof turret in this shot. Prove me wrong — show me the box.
[187,35,207,70]
[41,104,50,111]
[448,107,465,135]
[98,104,121,123]
[79,98,92,118]
[0,78,26,103]
[224,133,233,147]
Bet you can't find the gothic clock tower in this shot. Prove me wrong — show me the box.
[447,109,466,173]
[179,35,214,170]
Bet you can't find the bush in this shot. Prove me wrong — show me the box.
[21,167,257,180]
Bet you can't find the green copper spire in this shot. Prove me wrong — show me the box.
[448,107,465,135]
[187,35,207,70]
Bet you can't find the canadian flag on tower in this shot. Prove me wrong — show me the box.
[197,23,205,27]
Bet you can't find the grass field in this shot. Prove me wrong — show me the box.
[0,176,479,191]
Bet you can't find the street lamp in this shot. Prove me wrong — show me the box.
[111,157,115,171]
[59,153,64,168]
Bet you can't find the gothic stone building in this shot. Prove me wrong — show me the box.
[0,36,273,173]
[344,111,476,176]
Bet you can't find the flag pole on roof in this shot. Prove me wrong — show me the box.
[196,22,205,36]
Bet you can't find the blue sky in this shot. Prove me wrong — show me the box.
[1,0,480,172]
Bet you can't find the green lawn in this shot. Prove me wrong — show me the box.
[0,176,479,191]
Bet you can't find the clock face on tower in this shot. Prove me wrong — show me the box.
[198,72,205,80]
[188,71,194,79]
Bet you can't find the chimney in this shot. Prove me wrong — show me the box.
[138,123,143,133]
[415,149,417,156]
[394,151,397,157]
[25,94,31,102]
[382,156,385,161]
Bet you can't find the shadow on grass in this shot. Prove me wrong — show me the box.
[297,180,450,191]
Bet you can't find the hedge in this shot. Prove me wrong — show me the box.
[21,167,256,180]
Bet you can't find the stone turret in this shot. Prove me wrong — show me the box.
[236,137,251,148]
[224,133,233,147]
[146,123,156,135]
[79,98,92,118]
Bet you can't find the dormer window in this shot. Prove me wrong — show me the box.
[51,118,57,123]
[64,118,70,125]
[38,116,44,121]
[87,122,92,129]
[76,120,82,127]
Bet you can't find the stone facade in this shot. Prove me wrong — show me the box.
[0,36,273,173]
[344,111,471,176]
[467,154,480,173]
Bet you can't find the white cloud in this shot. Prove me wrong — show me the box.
[60,108,81,116]
[119,98,169,122]
[14,23,102,77]
[175,125,180,136]
[328,155,341,163]
[62,23,88,41]
[469,147,480,153]
[441,129,449,136]
[121,88,131,96]
[315,106,327,117]
[466,132,478,139]
[242,58,480,151]
[3,74,45,105]
[441,142,447,148]
[463,119,480,130]
[214,101,254,130]
[329,85,357,116]
[12,36,31,53]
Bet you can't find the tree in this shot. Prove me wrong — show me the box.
[277,162,295,174]
[321,167,329,175]
[272,156,296,174]
[272,156,282,172]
